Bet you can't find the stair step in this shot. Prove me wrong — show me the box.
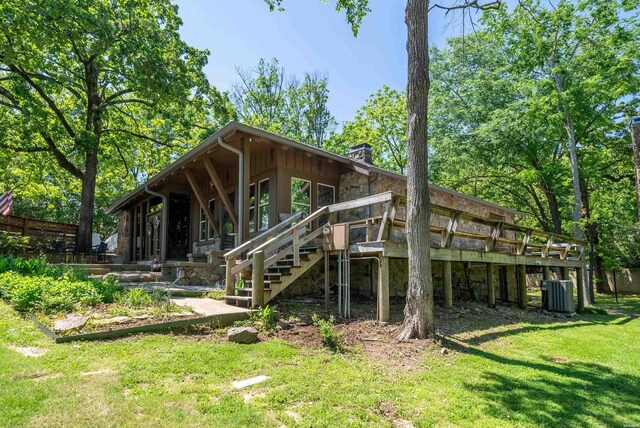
[225,295,252,301]
[236,287,272,293]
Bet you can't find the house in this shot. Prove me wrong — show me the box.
[107,122,586,320]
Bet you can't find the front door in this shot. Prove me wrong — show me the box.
[168,194,190,259]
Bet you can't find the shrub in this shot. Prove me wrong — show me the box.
[0,271,121,313]
[0,256,121,313]
[251,304,278,331]
[0,232,30,257]
[115,288,152,308]
[312,314,342,353]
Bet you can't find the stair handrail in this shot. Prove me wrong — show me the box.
[247,206,330,257]
[224,211,303,261]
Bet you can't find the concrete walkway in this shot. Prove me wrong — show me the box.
[172,297,250,317]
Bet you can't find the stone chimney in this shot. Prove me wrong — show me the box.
[349,143,374,165]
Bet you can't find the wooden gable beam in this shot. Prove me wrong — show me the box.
[203,158,238,228]
[185,169,219,236]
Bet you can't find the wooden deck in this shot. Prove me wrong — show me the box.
[349,241,585,268]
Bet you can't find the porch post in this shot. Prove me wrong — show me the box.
[252,250,264,308]
[518,265,528,309]
[443,260,453,309]
[241,137,251,245]
[378,255,390,323]
[132,205,138,262]
[560,266,569,281]
[487,263,495,308]
[543,265,550,281]
[159,194,168,262]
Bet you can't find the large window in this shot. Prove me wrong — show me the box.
[249,184,256,233]
[317,183,335,225]
[207,198,216,240]
[258,179,270,230]
[199,198,216,241]
[291,177,311,218]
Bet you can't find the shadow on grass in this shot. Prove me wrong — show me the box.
[444,338,640,427]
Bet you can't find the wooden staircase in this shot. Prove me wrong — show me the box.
[225,247,324,307]
[223,206,331,308]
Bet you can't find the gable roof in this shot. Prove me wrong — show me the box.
[106,121,522,216]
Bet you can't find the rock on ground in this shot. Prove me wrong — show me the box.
[54,314,88,333]
[227,326,259,344]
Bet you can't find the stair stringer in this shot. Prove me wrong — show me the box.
[263,251,324,304]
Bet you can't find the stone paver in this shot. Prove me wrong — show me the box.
[171,297,250,317]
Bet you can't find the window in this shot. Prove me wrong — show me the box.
[207,198,216,240]
[317,183,335,225]
[249,184,256,233]
[200,198,216,241]
[291,177,311,218]
[258,179,270,230]
[199,207,207,241]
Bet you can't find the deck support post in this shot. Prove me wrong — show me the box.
[576,267,585,312]
[378,256,390,323]
[443,260,453,309]
[518,265,528,309]
[560,266,569,281]
[252,250,265,308]
[543,266,550,281]
[487,263,495,308]
[324,251,330,312]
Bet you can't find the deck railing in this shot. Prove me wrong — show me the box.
[223,191,585,303]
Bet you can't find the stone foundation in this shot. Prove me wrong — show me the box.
[161,255,225,286]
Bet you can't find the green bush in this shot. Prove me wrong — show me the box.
[251,304,278,331]
[115,288,152,308]
[312,314,342,353]
[0,271,121,313]
[0,232,30,257]
[0,256,121,314]
[0,256,87,281]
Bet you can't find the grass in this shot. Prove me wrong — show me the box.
[1,294,639,427]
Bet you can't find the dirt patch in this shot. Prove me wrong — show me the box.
[268,297,575,371]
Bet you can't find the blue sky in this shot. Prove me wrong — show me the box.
[175,0,476,124]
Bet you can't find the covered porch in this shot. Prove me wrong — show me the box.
[107,124,343,265]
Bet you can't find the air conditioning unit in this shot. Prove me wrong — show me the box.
[540,280,574,313]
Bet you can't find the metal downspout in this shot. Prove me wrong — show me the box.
[218,136,244,247]
[144,186,168,262]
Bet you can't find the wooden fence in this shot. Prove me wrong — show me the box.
[0,214,78,245]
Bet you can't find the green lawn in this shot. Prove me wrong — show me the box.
[1,295,639,427]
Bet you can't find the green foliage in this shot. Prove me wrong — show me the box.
[263,0,370,37]
[0,256,120,313]
[251,304,278,331]
[328,86,407,173]
[0,0,236,240]
[115,288,152,309]
[311,314,342,353]
[231,58,336,147]
[0,232,30,257]
[0,271,120,313]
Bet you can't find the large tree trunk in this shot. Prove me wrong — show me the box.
[77,151,98,248]
[539,179,562,234]
[399,0,434,340]
[552,72,583,240]
[631,123,640,222]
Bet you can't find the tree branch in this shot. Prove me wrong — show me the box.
[430,0,502,16]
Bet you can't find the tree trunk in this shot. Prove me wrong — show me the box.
[539,179,562,234]
[399,0,434,340]
[552,72,583,240]
[76,151,97,247]
[631,123,640,222]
